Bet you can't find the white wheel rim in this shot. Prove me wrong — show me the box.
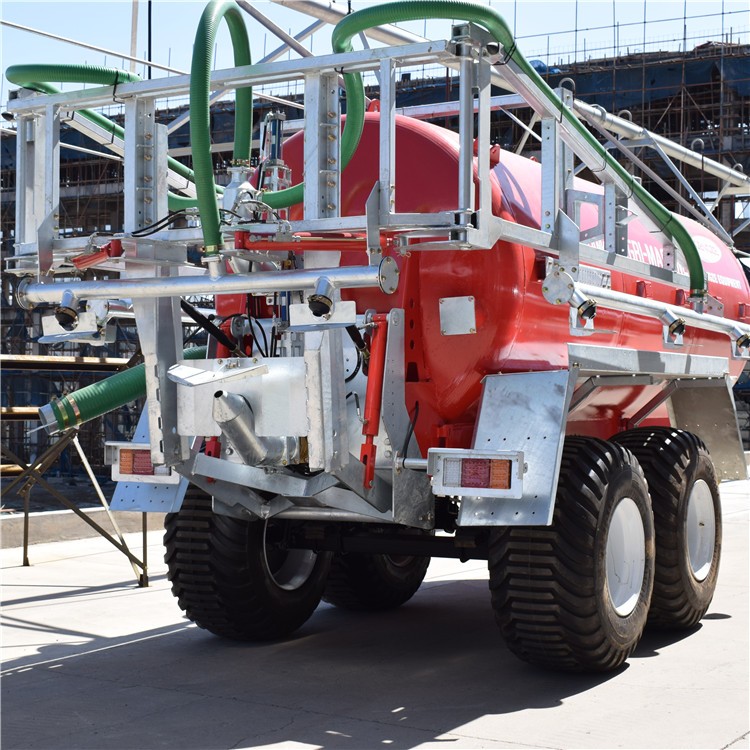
[686,479,715,582]
[263,524,317,591]
[606,497,646,617]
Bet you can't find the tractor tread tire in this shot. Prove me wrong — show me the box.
[612,428,721,629]
[489,437,654,672]
[323,551,429,611]
[165,487,329,641]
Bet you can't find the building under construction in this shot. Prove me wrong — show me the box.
[1,32,749,477]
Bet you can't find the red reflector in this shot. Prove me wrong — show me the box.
[120,449,154,475]
[461,459,491,488]
[132,450,154,475]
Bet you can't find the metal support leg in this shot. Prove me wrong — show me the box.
[2,442,146,583]
[71,435,146,585]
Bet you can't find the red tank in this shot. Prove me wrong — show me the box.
[267,114,749,450]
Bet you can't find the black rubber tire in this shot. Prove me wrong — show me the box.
[488,437,655,672]
[612,428,722,629]
[164,487,332,641]
[323,551,430,611]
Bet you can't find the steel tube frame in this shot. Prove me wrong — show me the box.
[577,282,750,343]
[574,100,750,190]
[19,264,389,306]
[5,41,453,115]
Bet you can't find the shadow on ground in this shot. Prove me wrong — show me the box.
[0,577,634,750]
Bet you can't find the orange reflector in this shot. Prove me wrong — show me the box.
[489,459,511,490]
[120,449,154,476]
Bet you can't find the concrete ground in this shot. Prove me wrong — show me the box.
[2,481,748,750]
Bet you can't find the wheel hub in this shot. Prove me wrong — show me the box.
[686,479,715,582]
[606,496,646,617]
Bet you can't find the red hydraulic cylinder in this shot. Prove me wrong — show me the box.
[70,239,123,270]
[360,314,388,488]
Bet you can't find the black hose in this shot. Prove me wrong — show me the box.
[250,317,269,357]
[346,324,370,375]
[179,299,237,353]
[345,346,362,383]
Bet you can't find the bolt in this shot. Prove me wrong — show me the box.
[326,203,335,210]
[441,329,446,335]
[542,286,549,293]
[470,327,476,333]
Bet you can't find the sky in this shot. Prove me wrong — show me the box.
[1,0,748,105]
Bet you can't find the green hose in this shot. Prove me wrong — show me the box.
[189,0,253,253]
[40,346,208,434]
[330,0,706,296]
[4,64,220,211]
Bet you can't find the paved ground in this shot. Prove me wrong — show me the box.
[2,480,748,750]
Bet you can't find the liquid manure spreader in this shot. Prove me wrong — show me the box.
[6,0,750,672]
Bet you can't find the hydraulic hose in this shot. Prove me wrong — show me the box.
[190,0,253,253]
[330,1,707,296]
[38,346,208,434]
[4,64,218,211]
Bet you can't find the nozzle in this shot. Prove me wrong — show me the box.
[308,276,335,318]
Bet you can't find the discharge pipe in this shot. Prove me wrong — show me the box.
[327,0,707,297]
[18,258,398,306]
[38,346,208,434]
[213,391,291,465]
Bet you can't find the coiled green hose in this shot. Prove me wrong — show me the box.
[40,346,208,434]
[330,0,706,296]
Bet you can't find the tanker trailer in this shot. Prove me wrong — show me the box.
[8,0,750,673]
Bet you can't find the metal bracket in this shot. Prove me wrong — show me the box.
[303,72,340,220]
